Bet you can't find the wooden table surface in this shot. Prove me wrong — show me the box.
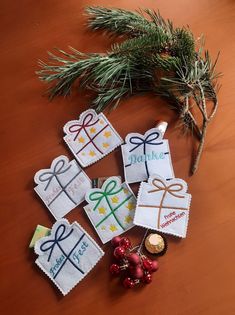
[1,0,235,314]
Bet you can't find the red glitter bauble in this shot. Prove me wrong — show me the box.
[151,260,159,272]
[123,277,135,289]
[111,236,122,248]
[109,264,121,276]
[142,272,152,284]
[119,237,132,249]
[142,258,153,271]
[129,266,144,279]
[127,253,140,265]
[113,246,126,260]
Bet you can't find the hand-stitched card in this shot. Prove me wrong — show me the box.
[84,176,136,244]
[134,175,191,238]
[121,128,174,183]
[63,109,123,167]
[35,219,104,295]
[34,155,91,219]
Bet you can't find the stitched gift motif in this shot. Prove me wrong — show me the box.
[121,128,174,183]
[34,155,91,219]
[134,175,191,238]
[35,219,104,295]
[63,109,123,167]
[84,176,136,243]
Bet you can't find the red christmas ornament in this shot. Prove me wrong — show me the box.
[110,264,121,276]
[151,260,159,272]
[129,266,144,279]
[111,236,122,248]
[110,235,160,288]
[127,253,140,265]
[119,237,131,249]
[142,272,152,284]
[123,277,135,289]
[142,258,153,271]
[113,246,126,260]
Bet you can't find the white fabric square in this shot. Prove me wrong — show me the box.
[84,176,136,244]
[121,128,174,183]
[34,155,91,219]
[63,109,123,167]
[35,219,104,295]
[134,175,191,238]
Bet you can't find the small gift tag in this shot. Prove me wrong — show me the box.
[121,128,174,183]
[84,176,136,243]
[63,109,123,167]
[35,219,104,295]
[134,175,191,238]
[34,155,91,219]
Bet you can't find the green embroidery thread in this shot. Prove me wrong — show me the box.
[89,179,133,230]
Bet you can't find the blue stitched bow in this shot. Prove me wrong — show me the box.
[129,131,162,152]
[40,223,85,278]
[40,224,73,261]
[128,131,163,178]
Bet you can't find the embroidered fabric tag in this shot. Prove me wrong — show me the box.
[121,128,175,183]
[34,155,91,219]
[29,225,51,248]
[84,176,136,244]
[134,175,191,238]
[63,109,123,167]
[35,219,104,296]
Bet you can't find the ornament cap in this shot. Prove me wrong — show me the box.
[155,120,168,137]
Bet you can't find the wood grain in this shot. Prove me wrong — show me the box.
[0,1,235,314]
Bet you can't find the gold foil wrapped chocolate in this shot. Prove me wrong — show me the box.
[144,233,166,255]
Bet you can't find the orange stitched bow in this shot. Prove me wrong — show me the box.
[148,178,185,198]
[139,178,187,228]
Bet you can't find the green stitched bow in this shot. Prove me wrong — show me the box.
[89,179,133,230]
[89,180,123,210]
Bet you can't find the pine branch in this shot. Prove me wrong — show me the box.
[37,6,221,174]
